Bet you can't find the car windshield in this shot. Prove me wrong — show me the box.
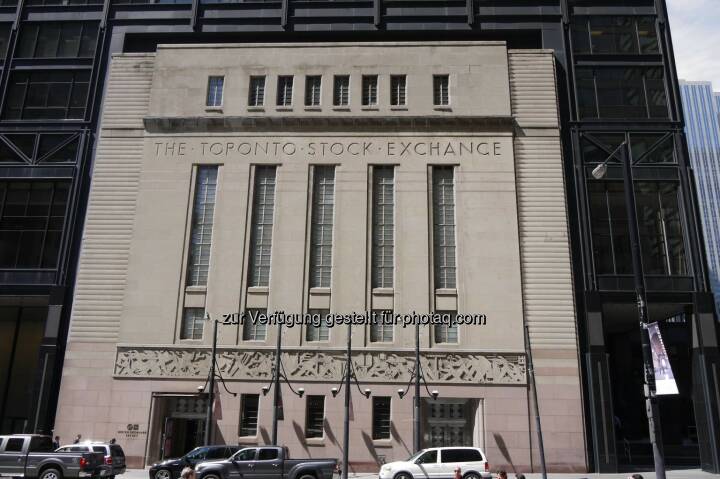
[184,448,208,461]
[407,450,426,462]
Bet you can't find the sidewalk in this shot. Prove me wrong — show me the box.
[124,468,720,479]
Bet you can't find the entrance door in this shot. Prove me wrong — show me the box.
[423,399,476,447]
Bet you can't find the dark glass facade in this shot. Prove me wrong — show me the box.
[0,0,718,474]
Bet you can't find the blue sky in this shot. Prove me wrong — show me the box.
[667,0,720,89]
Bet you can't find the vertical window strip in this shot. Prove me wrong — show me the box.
[372,397,391,440]
[372,166,394,288]
[242,308,267,341]
[333,75,350,106]
[305,395,325,438]
[180,308,205,340]
[433,312,458,344]
[277,76,294,106]
[207,76,224,107]
[362,75,378,106]
[370,310,394,343]
[305,309,330,341]
[432,167,456,289]
[433,75,449,106]
[239,394,260,437]
[249,76,266,107]
[305,76,322,106]
[390,75,406,106]
[309,166,335,288]
[186,166,218,287]
[248,166,277,287]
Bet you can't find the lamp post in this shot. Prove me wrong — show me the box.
[202,318,237,446]
[262,324,305,445]
[590,139,667,479]
[397,322,439,452]
[331,325,371,479]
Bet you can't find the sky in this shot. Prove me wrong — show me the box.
[666,0,720,89]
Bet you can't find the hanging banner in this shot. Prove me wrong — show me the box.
[648,322,679,395]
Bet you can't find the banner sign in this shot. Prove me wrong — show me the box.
[648,322,679,395]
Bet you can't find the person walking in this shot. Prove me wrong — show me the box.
[180,467,196,479]
[52,436,60,449]
[73,434,81,444]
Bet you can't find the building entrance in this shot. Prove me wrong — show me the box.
[606,313,699,468]
[422,399,484,448]
[152,396,208,461]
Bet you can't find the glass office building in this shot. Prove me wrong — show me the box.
[680,81,720,317]
[0,0,718,474]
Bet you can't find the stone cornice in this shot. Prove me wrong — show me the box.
[142,115,515,134]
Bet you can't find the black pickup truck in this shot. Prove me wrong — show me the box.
[0,435,104,479]
[194,446,336,479]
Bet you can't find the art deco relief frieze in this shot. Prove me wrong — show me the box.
[113,347,526,385]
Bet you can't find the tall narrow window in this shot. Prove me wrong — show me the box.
[242,308,267,341]
[362,75,378,106]
[390,75,407,106]
[186,166,218,286]
[305,309,330,342]
[305,395,325,438]
[433,75,450,106]
[180,308,205,340]
[277,76,294,106]
[206,76,224,107]
[248,76,266,107]
[248,166,277,287]
[372,397,391,440]
[333,75,350,107]
[305,76,322,107]
[372,166,394,288]
[370,310,394,343]
[432,167,456,289]
[309,166,335,288]
[433,311,458,344]
[239,394,260,437]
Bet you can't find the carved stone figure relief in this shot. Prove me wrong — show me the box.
[114,346,526,385]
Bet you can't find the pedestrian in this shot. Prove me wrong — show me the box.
[73,434,81,444]
[454,467,462,479]
[497,471,507,479]
[52,436,60,449]
[109,438,116,445]
[180,467,196,479]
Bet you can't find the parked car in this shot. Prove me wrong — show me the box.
[378,447,491,479]
[194,446,337,479]
[56,443,126,478]
[149,446,240,479]
[0,434,104,479]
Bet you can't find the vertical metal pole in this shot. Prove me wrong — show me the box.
[342,325,352,479]
[525,325,547,479]
[271,324,282,445]
[620,142,666,479]
[204,320,217,445]
[414,322,421,452]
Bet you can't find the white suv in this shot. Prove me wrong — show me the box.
[378,447,491,479]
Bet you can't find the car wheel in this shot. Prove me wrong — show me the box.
[298,474,315,479]
[394,473,412,479]
[203,474,221,479]
[154,469,172,479]
[463,473,481,479]
[40,468,63,479]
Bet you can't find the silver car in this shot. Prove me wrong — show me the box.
[56,444,126,479]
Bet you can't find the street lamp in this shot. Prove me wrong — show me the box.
[201,319,237,446]
[396,323,439,452]
[331,325,372,479]
[261,324,305,445]
[589,138,667,479]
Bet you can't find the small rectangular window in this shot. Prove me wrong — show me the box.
[277,76,294,107]
[207,76,224,108]
[180,308,205,340]
[239,394,260,437]
[248,76,266,107]
[362,75,378,106]
[305,395,325,438]
[370,310,393,343]
[372,397,391,440]
[305,76,322,107]
[433,75,450,106]
[309,166,336,288]
[390,75,407,106]
[433,311,458,344]
[242,308,267,341]
[305,309,330,342]
[333,75,350,107]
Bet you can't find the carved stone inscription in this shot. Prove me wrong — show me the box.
[114,347,526,385]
